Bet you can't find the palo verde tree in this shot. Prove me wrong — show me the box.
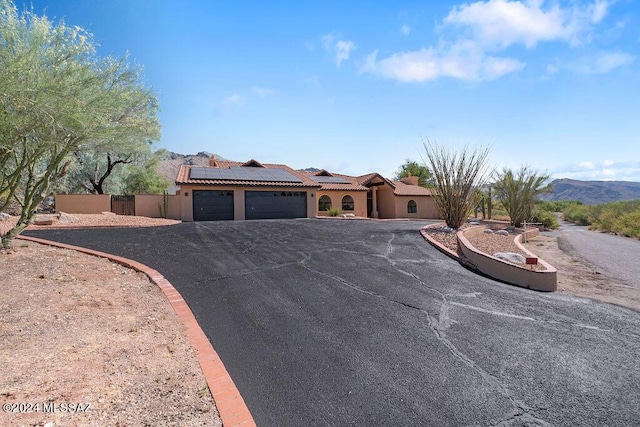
[492,165,549,228]
[423,141,491,229]
[394,159,433,187]
[0,0,160,250]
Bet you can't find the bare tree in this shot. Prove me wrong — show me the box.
[423,141,491,229]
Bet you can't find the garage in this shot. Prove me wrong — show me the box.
[245,191,307,220]
[193,190,234,221]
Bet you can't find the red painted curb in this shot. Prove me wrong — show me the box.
[16,235,255,427]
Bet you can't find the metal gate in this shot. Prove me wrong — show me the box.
[111,195,135,216]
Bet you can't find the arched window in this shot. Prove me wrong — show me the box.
[407,200,417,214]
[342,195,354,211]
[319,195,332,211]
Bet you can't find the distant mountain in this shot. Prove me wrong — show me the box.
[157,151,228,190]
[540,178,640,205]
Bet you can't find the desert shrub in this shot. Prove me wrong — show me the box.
[327,207,342,217]
[590,200,640,236]
[530,207,558,229]
[615,210,640,238]
[538,200,583,212]
[563,204,591,225]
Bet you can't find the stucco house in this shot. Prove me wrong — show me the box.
[175,156,440,221]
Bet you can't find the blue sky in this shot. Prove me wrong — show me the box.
[24,0,640,181]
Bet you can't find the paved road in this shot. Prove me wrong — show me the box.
[26,220,640,426]
[549,220,640,287]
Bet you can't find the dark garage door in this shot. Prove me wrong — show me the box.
[245,191,307,220]
[193,190,234,221]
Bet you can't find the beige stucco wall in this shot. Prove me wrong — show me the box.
[316,190,367,217]
[394,195,440,219]
[457,226,557,292]
[376,184,396,219]
[179,185,317,221]
[134,195,181,219]
[55,194,111,214]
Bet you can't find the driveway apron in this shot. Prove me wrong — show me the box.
[25,219,640,426]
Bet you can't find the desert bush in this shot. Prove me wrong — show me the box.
[538,200,583,212]
[615,210,640,238]
[529,206,558,229]
[563,204,591,225]
[327,207,342,217]
[589,200,640,236]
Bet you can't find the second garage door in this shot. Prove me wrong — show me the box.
[245,191,307,220]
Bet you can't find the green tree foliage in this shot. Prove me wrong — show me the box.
[394,159,433,187]
[0,0,160,250]
[122,150,170,195]
[423,141,491,229]
[492,166,549,227]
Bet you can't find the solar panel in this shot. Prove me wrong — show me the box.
[311,176,351,184]
[189,166,303,183]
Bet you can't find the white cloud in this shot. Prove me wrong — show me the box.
[444,0,611,48]
[362,0,615,83]
[400,24,411,35]
[220,94,244,113]
[546,64,559,74]
[554,160,640,181]
[252,86,274,97]
[593,52,635,73]
[321,33,356,67]
[361,41,524,82]
[335,40,356,67]
[569,51,636,74]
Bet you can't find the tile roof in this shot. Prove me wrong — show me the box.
[175,163,321,188]
[175,159,435,195]
[390,180,435,196]
[299,171,369,191]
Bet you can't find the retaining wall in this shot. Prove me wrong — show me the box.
[457,226,557,292]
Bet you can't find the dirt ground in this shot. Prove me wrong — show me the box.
[1,215,221,427]
[523,234,640,312]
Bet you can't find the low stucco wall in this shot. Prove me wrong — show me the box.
[457,226,557,292]
[134,195,181,220]
[55,194,111,214]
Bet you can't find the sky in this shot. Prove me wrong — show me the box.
[22,0,640,182]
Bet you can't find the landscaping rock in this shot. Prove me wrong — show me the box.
[58,212,79,223]
[33,215,54,226]
[0,212,11,221]
[493,252,526,264]
[495,230,509,236]
[469,221,480,226]
[101,211,116,216]
[484,229,494,234]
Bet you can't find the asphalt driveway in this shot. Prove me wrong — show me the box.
[26,219,640,426]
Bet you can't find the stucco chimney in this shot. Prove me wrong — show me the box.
[400,175,419,186]
[209,154,217,167]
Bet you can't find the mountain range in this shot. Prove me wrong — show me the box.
[158,152,640,205]
[539,178,640,205]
